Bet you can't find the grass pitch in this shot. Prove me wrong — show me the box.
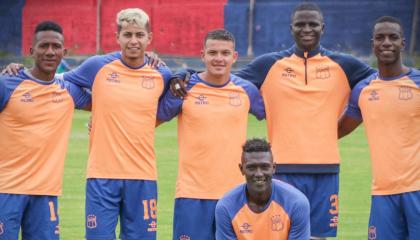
[59,110,371,239]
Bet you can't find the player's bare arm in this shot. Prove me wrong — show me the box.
[338,115,362,139]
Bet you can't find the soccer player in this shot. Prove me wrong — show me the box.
[338,16,420,239]
[57,8,172,240]
[215,138,310,240]
[157,29,265,240]
[0,21,91,239]
[171,3,375,239]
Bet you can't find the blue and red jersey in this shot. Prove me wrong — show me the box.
[0,70,91,196]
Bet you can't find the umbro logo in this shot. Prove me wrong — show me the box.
[368,90,379,101]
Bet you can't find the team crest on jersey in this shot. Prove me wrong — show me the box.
[0,222,4,235]
[398,86,413,100]
[368,90,379,101]
[52,92,64,103]
[106,72,121,84]
[315,65,331,79]
[271,215,284,231]
[239,222,252,234]
[86,214,97,229]
[147,220,157,232]
[194,94,209,105]
[21,92,34,102]
[141,76,155,89]
[229,92,242,106]
[179,235,191,240]
[282,67,296,78]
[368,226,376,239]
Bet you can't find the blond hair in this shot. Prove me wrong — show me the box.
[116,8,150,32]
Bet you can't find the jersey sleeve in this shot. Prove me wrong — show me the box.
[156,65,172,95]
[63,80,92,109]
[344,77,372,120]
[235,53,280,89]
[328,53,376,89]
[215,201,237,240]
[63,55,107,89]
[238,80,265,120]
[0,75,7,112]
[157,90,183,122]
[288,195,310,240]
[0,74,23,112]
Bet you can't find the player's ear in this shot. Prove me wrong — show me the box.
[200,49,205,62]
[63,48,68,56]
[30,47,34,55]
[239,163,244,176]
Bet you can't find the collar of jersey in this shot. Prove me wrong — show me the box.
[378,68,413,81]
[293,44,322,58]
[22,69,56,85]
[194,73,232,88]
[118,53,148,70]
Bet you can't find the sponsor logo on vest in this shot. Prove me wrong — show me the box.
[368,90,379,101]
[271,215,284,231]
[194,94,209,105]
[282,67,296,78]
[239,222,252,234]
[179,235,191,240]
[148,220,157,232]
[21,92,34,102]
[141,76,155,89]
[229,92,242,106]
[399,86,413,100]
[106,72,121,84]
[86,214,97,229]
[316,65,331,79]
[368,226,376,240]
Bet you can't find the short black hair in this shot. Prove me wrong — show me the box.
[33,21,63,45]
[34,21,63,34]
[204,29,235,47]
[374,16,404,36]
[242,138,271,153]
[291,2,324,22]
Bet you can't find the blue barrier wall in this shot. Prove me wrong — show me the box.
[225,0,418,56]
[0,0,24,56]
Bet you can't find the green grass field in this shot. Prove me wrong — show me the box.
[59,110,371,239]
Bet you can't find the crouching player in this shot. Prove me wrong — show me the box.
[215,138,310,240]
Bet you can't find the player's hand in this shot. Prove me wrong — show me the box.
[169,71,190,98]
[145,51,166,68]
[1,63,25,75]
